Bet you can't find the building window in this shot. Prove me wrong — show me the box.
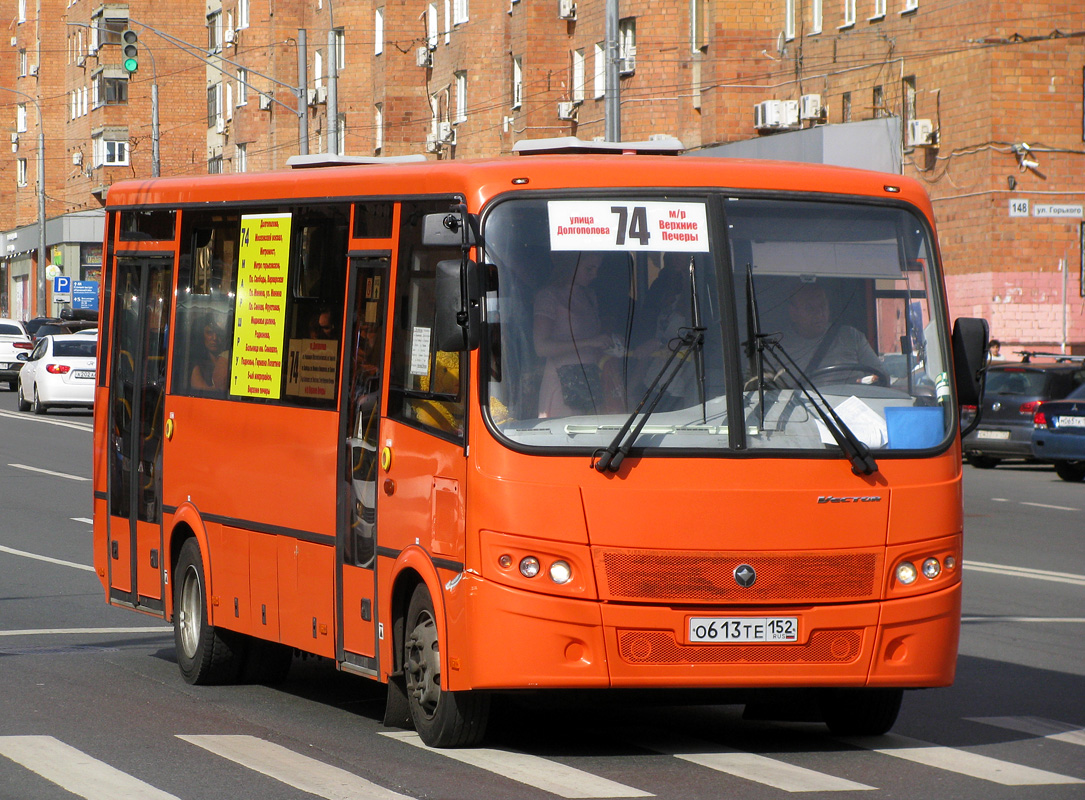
[594,42,605,98]
[237,68,248,105]
[785,0,795,40]
[453,0,468,25]
[872,0,886,18]
[842,91,851,122]
[207,83,223,128]
[18,0,25,24]
[572,49,586,103]
[903,0,918,12]
[18,49,26,77]
[427,4,438,50]
[315,50,324,91]
[208,155,223,174]
[902,75,916,132]
[811,0,823,33]
[512,55,523,109]
[17,159,27,187]
[374,103,383,153]
[335,29,345,70]
[207,11,222,54]
[238,0,250,29]
[16,104,26,133]
[454,70,467,123]
[93,73,128,106]
[842,0,855,27]
[93,134,129,167]
[375,8,384,55]
[872,84,885,118]
[619,18,636,74]
[236,143,247,173]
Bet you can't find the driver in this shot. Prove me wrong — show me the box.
[778,282,883,378]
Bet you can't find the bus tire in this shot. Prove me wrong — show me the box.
[174,538,247,685]
[820,688,903,736]
[404,583,490,747]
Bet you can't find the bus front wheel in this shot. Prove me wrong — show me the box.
[403,583,490,747]
[174,538,247,685]
[819,688,903,736]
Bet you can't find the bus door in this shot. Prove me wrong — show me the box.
[106,255,173,615]
[338,256,390,673]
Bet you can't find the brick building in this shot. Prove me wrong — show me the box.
[2,1,1082,353]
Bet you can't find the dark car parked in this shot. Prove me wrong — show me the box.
[33,320,98,339]
[962,362,1085,468]
[1030,382,1085,482]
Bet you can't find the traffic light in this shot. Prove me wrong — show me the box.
[122,29,138,73]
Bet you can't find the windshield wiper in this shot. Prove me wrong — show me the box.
[757,335,880,476]
[593,326,705,473]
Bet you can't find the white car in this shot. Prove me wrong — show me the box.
[17,334,98,413]
[0,317,32,391]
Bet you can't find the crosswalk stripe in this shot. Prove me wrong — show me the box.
[381,730,653,798]
[969,716,1085,747]
[0,735,180,800]
[177,735,412,800]
[633,734,871,792]
[841,733,1084,786]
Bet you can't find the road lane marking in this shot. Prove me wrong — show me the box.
[381,730,653,798]
[0,409,92,431]
[636,735,871,792]
[962,616,1085,624]
[969,717,1085,747]
[178,735,413,800]
[8,462,90,481]
[963,560,1085,587]
[840,734,1083,785]
[0,735,180,800]
[72,517,93,524]
[0,544,94,572]
[0,627,169,637]
[990,497,1079,512]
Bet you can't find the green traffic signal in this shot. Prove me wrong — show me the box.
[122,29,138,73]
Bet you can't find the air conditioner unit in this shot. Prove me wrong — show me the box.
[754,100,784,130]
[799,93,822,120]
[28,64,38,76]
[307,88,318,106]
[907,118,935,147]
[782,99,800,128]
[215,117,226,134]
[9,37,16,47]
[258,94,272,111]
[557,101,577,121]
[437,121,452,141]
[76,55,87,67]
[224,28,235,44]
[425,133,441,153]
[444,128,456,146]
[558,0,576,20]
[416,46,432,68]
[10,133,19,144]
[315,85,327,104]
[72,151,83,166]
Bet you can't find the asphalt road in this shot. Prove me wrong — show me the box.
[1,392,1082,800]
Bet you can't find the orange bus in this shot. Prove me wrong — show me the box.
[93,142,988,747]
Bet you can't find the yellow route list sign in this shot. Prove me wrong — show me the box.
[232,213,292,398]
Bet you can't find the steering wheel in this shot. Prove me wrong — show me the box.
[808,363,891,387]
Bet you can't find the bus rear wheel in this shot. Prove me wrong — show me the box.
[174,538,247,685]
[820,688,903,736]
[403,584,489,747]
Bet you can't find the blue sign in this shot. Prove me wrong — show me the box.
[72,280,100,312]
[53,275,71,295]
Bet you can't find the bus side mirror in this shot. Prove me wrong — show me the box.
[435,259,480,352]
[422,212,477,247]
[952,316,989,407]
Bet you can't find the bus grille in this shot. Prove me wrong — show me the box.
[594,549,879,604]
[617,629,863,665]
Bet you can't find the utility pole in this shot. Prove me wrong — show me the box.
[298,29,309,155]
[605,0,620,142]
[2,88,47,316]
[326,0,338,155]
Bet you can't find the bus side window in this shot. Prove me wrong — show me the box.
[388,201,464,438]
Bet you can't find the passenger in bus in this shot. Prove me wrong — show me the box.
[309,305,338,340]
[534,252,616,417]
[189,317,228,394]
[778,282,882,378]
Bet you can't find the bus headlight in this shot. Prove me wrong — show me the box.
[922,558,942,580]
[549,560,573,585]
[519,556,541,578]
[896,561,918,585]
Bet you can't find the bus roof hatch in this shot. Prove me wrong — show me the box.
[512,136,684,156]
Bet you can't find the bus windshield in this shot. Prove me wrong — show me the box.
[483,194,952,455]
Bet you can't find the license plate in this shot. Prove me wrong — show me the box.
[689,617,798,643]
[1056,415,1085,428]
[73,370,95,379]
[976,430,1011,440]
